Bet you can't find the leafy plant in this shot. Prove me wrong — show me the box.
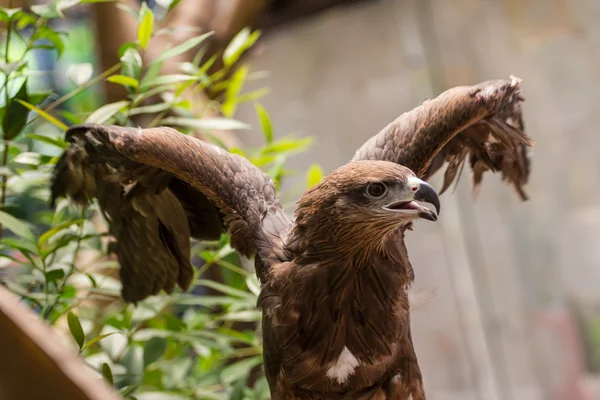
[0,2,321,399]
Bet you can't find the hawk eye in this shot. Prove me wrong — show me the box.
[366,182,387,198]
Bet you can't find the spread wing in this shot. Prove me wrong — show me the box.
[351,76,533,200]
[51,124,291,302]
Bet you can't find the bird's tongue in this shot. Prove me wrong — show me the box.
[387,201,438,221]
[388,201,418,210]
[387,201,420,210]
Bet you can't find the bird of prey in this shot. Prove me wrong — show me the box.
[51,77,532,399]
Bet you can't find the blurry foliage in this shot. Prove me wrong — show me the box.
[0,1,321,399]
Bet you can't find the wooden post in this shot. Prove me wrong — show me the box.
[0,286,120,400]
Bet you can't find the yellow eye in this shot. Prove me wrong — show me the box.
[366,182,387,198]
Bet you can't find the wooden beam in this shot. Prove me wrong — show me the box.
[0,286,120,400]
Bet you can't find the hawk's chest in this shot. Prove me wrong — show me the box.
[265,257,412,392]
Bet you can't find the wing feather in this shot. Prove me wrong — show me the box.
[51,124,291,302]
[351,76,533,200]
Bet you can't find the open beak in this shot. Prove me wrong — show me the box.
[384,179,440,222]
[413,181,440,221]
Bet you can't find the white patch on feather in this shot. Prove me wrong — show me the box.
[210,143,223,155]
[326,346,359,384]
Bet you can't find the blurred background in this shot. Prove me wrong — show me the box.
[2,0,600,399]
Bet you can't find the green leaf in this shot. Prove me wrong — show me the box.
[0,60,27,76]
[57,0,81,13]
[0,210,35,241]
[1,237,39,257]
[16,12,36,29]
[161,117,249,131]
[31,3,60,18]
[128,102,172,116]
[60,110,83,125]
[3,79,30,140]
[153,31,213,64]
[45,268,65,284]
[254,103,273,143]
[222,65,248,117]
[139,59,163,89]
[262,137,313,155]
[266,155,287,181]
[234,87,270,105]
[139,74,196,90]
[28,90,53,106]
[12,152,40,166]
[137,3,154,50]
[26,134,67,149]
[15,100,68,130]
[143,337,167,367]
[245,275,261,297]
[66,63,93,86]
[167,0,183,11]
[61,285,77,299]
[306,164,324,188]
[120,47,142,79]
[85,100,129,124]
[0,8,22,22]
[81,332,124,352]
[195,279,255,300]
[102,363,114,386]
[107,74,139,88]
[175,295,245,307]
[216,310,262,322]
[220,356,262,384]
[223,27,254,67]
[38,219,84,247]
[31,27,65,57]
[67,311,85,351]
[229,147,246,157]
[229,378,245,400]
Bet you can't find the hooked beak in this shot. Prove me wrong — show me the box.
[413,180,440,221]
[383,178,440,222]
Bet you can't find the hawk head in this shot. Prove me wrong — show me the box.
[293,160,440,256]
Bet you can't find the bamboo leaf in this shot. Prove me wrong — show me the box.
[26,134,67,149]
[195,279,255,300]
[306,164,324,188]
[85,100,129,124]
[222,65,248,117]
[222,28,260,67]
[15,100,67,131]
[81,332,124,352]
[262,137,313,155]
[0,210,35,241]
[137,4,154,50]
[220,356,262,384]
[65,63,93,86]
[107,74,139,88]
[162,117,249,131]
[38,219,84,247]
[254,103,273,143]
[153,32,214,63]
[139,74,196,90]
[216,310,261,322]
